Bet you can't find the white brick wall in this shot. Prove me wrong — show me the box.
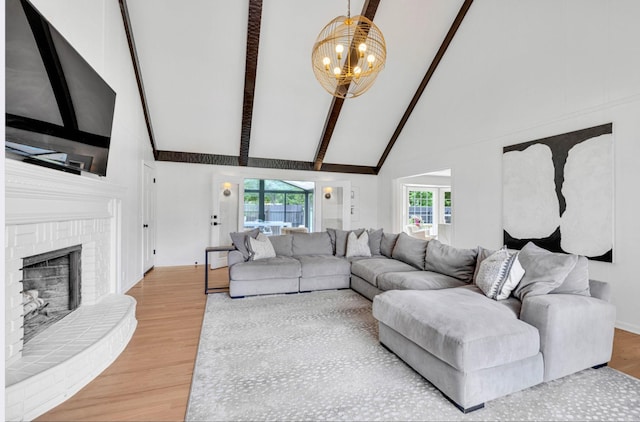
[4,218,112,365]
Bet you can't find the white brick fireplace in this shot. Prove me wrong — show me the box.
[4,160,137,421]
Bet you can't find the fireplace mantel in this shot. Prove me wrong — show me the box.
[5,159,125,225]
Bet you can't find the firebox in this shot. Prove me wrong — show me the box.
[22,245,82,343]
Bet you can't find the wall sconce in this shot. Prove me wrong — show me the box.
[223,182,232,197]
[324,187,333,199]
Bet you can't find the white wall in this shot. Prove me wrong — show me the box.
[155,162,378,267]
[378,0,640,333]
[29,0,155,292]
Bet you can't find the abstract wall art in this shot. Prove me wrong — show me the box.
[502,123,613,262]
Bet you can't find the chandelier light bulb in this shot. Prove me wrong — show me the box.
[354,66,362,78]
[333,67,341,76]
[367,54,375,68]
[358,43,367,58]
[335,44,344,59]
[322,57,331,71]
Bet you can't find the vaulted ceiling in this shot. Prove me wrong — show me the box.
[120,0,472,175]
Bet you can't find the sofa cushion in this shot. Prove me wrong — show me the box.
[351,257,417,287]
[514,242,578,300]
[292,232,333,256]
[551,255,590,296]
[268,235,293,257]
[424,239,478,282]
[377,271,467,292]
[248,233,276,260]
[475,248,525,300]
[297,255,351,278]
[229,228,260,260]
[229,256,301,281]
[327,228,366,257]
[391,233,428,270]
[380,232,399,258]
[372,289,540,372]
[346,231,371,258]
[367,228,384,256]
[473,246,497,283]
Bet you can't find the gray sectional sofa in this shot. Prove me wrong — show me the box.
[226,229,616,413]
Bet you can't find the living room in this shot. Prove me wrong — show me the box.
[4,0,640,420]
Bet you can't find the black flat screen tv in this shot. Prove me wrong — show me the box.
[5,0,116,176]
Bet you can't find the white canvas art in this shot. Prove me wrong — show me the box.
[502,124,613,262]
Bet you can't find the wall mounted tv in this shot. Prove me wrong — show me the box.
[5,0,116,176]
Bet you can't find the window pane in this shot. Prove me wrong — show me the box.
[408,190,433,224]
[244,179,259,190]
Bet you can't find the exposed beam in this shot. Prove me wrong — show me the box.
[156,150,376,175]
[313,0,381,171]
[376,0,474,172]
[20,0,77,130]
[238,0,263,166]
[119,0,158,156]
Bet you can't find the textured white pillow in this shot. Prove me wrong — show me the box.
[475,248,525,300]
[346,231,371,258]
[248,233,276,260]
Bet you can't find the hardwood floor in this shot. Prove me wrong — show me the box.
[38,266,640,421]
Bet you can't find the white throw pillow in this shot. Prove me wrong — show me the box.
[248,233,276,260]
[475,247,525,300]
[346,231,372,258]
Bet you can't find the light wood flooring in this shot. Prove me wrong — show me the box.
[38,266,640,421]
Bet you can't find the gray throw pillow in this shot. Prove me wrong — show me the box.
[550,255,590,296]
[368,228,384,255]
[473,246,497,283]
[391,232,428,270]
[334,228,365,257]
[326,228,337,254]
[268,235,293,257]
[424,239,478,282]
[229,228,260,260]
[513,242,579,300]
[292,232,333,256]
[380,232,399,258]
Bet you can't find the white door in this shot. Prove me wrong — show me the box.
[142,163,156,273]
[210,176,243,268]
[315,181,351,232]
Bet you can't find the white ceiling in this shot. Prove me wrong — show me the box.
[125,0,466,170]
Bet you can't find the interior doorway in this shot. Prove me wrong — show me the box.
[398,169,452,243]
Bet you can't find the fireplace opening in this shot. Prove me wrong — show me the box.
[22,245,82,344]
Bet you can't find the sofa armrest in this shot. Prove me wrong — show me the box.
[227,250,245,268]
[520,294,615,382]
[589,279,611,302]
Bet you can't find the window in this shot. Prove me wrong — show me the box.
[407,189,434,225]
[441,189,452,224]
[243,179,314,234]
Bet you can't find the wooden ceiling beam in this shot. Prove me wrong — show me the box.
[156,150,377,174]
[238,0,263,167]
[119,0,158,157]
[375,0,474,172]
[313,0,381,171]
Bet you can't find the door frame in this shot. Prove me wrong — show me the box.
[141,161,156,274]
[210,175,244,269]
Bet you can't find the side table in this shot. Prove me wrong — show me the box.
[205,246,235,294]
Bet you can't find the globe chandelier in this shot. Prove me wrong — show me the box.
[311,0,386,99]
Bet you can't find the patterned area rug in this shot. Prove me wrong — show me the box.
[186,290,640,421]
